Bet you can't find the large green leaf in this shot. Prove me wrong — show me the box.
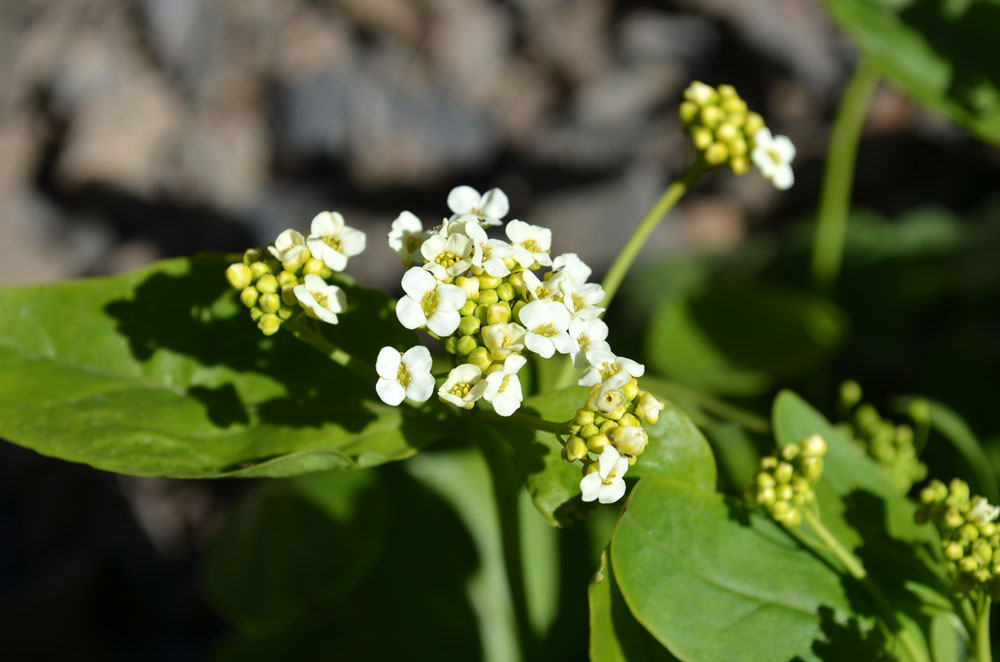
[0,255,447,478]
[589,549,679,662]
[822,0,1000,143]
[499,386,716,527]
[611,477,885,662]
[644,285,846,395]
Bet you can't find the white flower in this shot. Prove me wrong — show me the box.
[635,392,665,425]
[751,128,795,191]
[420,231,474,280]
[465,223,513,278]
[569,318,610,369]
[481,355,527,416]
[268,229,309,271]
[482,322,527,360]
[293,274,347,324]
[506,220,552,268]
[559,279,605,319]
[375,346,435,406]
[306,211,367,272]
[387,211,426,263]
[588,381,627,414]
[520,269,554,301]
[447,186,509,226]
[969,496,1000,526]
[519,300,577,358]
[578,348,645,387]
[552,253,592,285]
[580,446,629,504]
[613,426,648,456]
[439,364,485,409]
[395,267,467,336]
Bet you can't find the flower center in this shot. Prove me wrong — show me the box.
[522,239,539,253]
[436,251,460,268]
[532,323,558,338]
[322,235,343,252]
[600,361,618,380]
[578,335,591,353]
[470,206,485,217]
[420,290,440,317]
[450,382,471,398]
[312,290,329,309]
[533,285,550,299]
[497,375,511,395]
[397,364,411,388]
[571,293,585,311]
[767,148,782,166]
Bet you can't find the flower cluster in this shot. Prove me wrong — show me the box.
[225,211,366,335]
[917,479,1000,596]
[679,81,795,190]
[836,380,927,494]
[563,376,664,503]
[750,435,828,528]
[376,186,664,503]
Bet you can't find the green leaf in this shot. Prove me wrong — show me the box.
[589,549,680,662]
[645,285,846,395]
[895,395,999,503]
[611,477,886,662]
[499,387,715,527]
[0,254,445,478]
[822,0,1000,143]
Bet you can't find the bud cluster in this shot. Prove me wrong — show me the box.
[836,381,927,494]
[564,378,664,468]
[679,81,795,190]
[749,435,828,528]
[917,479,1000,596]
[225,212,366,336]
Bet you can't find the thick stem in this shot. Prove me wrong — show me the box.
[977,595,992,662]
[283,315,375,383]
[811,59,880,289]
[799,510,927,662]
[480,430,538,660]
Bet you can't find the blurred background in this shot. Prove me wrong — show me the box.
[2,0,1000,659]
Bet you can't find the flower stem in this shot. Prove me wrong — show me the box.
[977,594,992,662]
[599,162,705,311]
[810,58,879,290]
[283,315,375,383]
[799,509,927,662]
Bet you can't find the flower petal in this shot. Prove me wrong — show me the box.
[401,345,432,374]
[376,347,402,380]
[401,267,435,300]
[599,478,627,504]
[340,227,367,256]
[447,186,481,214]
[435,284,467,312]
[479,188,509,219]
[427,310,460,336]
[406,373,435,402]
[376,378,406,406]
[396,296,427,329]
[580,473,602,502]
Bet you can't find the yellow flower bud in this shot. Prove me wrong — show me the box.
[259,293,281,314]
[730,156,749,175]
[479,289,500,306]
[704,143,728,165]
[243,248,264,265]
[459,315,481,336]
[256,274,279,294]
[257,313,281,336]
[692,127,714,150]
[700,105,724,127]
[756,472,776,489]
[781,444,800,461]
[580,424,600,439]
[249,306,263,321]
[574,409,595,426]
[801,456,823,481]
[226,263,253,290]
[801,435,828,457]
[756,486,776,506]
[240,287,259,309]
[679,101,699,123]
[587,433,611,454]
[469,347,492,372]
[745,112,765,137]
[565,436,588,462]
[456,336,478,355]
[622,378,639,402]
[303,258,325,276]
[496,282,515,301]
[456,276,480,301]
[776,484,794,502]
[281,285,297,306]
[583,461,600,476]
[774,462,794,484]
[944,541,965,561]
[250,261,271,280]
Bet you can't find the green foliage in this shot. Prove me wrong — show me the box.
[500,386,716,527]
[0,255,447,478]
[822,0,1000,143]
[644,284,846,395]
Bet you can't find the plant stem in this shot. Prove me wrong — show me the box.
[977,594,992,662]
[800,509,927,662]
[599,162,705,311]
[480,430,538,660]
[283,315,375,383]
[811,58,880,290]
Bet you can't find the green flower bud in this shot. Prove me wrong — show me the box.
[944,541,965,561]
[250,261,270,280]
[226,263,253,290]
[774,462,794,484]
[756,472,776,489]
[583,461,600,477]
[277,270,299,288]
[605,405,627,421]
[249,306,263,321]
[949,479,971,504]
[256,274,279,294]
[580,424,600,439]
[781,508,802,528]
[776,484,794,502]
[679,101,699,123]
[781,444,800,461]
[745,112,765,136]
[587,433,610,454]
[622,378,639,402]
[456,275,481,299]
[565,436,588,462]
[456,336,478,355]
[469,347,492,372]
[839,380,862,409]
[716,122,739,142]
[974,541,994,564]
[496,282,515,302]
[692,127,714,150]
[478,275,501,289]
[257,313,281,336]
[444,336,459,354]
[457,299,477,317]
[459,315,481,336]
[240,286,259,308]
[771,500,791,520]
[278,305,294,320]
[474,303,489,325]
[721,96,746,115]
[945,508,965,529]
[959,556,980,574]
[599,420,618,436]
[512,300,526,323]
[801,456,823,481]
[574,409,595,426]
[704,142,728,165]
[700,105,723,127]
[801,435,828,458]
[727,137,748,157]
[303,258,325,276]
[281,285,298,307]
[761,456,778,470]
[730,156,749,175]
[620,413,641,428]
[243,248,264,265]
[486,303,511,325]
[478,289,499,306]
[259,293,281,314]
[756,486,776,506]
